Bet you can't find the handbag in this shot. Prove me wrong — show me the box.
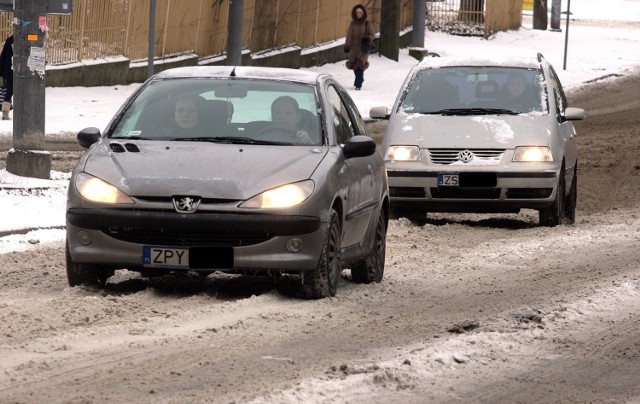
[0,86,5,104]
[362,39,377,54]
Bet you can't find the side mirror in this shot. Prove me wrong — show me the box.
[77,127,101,149]
[369,106,390,120]
[563,107,586,121]
[343,135,376,159]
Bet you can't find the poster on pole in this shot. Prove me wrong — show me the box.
[28,46,46,77]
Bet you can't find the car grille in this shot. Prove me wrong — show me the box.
[103,226,271,247]
[430,188,501,199]
[390,187,426,198]
[429,148,505,165]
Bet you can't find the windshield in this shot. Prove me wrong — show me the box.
[108,78,322,146]
[400,67,547,115]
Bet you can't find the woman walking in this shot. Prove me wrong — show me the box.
[343,4,375,90]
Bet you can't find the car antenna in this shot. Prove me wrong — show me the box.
[230,66,236,77]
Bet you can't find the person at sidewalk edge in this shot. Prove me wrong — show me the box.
[343,4,375,90]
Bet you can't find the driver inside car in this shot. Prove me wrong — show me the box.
[270,96,313,144]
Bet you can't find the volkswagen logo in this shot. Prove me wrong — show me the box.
[458,149,474,163]
[173,196,201,213]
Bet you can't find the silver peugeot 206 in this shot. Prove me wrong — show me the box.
[66,66,389,298]
[370,53,585,226]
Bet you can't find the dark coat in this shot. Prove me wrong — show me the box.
[0,35,13,80]
[344,5,375,71]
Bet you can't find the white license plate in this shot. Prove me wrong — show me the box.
[438,173,459,187]
[143,246,189,268]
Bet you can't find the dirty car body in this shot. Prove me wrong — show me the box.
[370,54,585,226]
[66,66,389,298]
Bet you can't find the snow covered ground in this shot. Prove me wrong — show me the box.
[1,2,640,402]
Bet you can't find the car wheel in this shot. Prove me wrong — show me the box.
[539,166,566,227]
[65,243,113,288]
[300,209,341,298]
[351,210,386,284]
[564,166,577,224]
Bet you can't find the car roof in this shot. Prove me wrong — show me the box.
[415,54,544,70]
[152,66,326,85]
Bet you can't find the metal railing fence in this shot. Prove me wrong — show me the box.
[426,0,521,38]
[0,1,519,66]
[0,0,414,66]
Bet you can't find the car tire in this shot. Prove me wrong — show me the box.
[539,166,566,227]
[300,209,341,298]
[351,210,386,284]
[65,243,113,288]
[564,166,577,224]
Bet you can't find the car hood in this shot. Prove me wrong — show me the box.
[81,141,328,199]
[385,113,554,149]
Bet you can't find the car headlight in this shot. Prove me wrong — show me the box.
[384,145,421,161]
[240,180,314,209]
[513,146,553,162]
[75,172,134,204]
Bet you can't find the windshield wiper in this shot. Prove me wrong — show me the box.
[422,108,519,116]
[169,136,291,145]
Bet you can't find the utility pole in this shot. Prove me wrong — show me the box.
[6,0,51,179]
[148,0,156,78]
[380,0,400,62]
[409,0,426,60]
[227,0,243,66]
[550,0,561,31]
[533,0,548,30]
[411,0,425,48]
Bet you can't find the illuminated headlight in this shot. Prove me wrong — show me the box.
[240,180,314,209]
[384,145,421,161]
[75,173,134,204]
[513,146,553,162]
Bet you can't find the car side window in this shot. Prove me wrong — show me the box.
[548,66,568,121]
[327,85,356,144]
[338,89,369,137]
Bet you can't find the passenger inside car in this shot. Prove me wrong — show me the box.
[502,72,540,111]
[171,95,210,137]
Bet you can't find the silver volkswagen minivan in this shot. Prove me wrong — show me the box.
[370,54,585,226]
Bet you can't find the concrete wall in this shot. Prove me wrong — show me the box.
[44,32,410,87]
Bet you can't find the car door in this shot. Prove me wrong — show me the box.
[549,66,578,176]
[339,88,378,210]
[325,84,373,247]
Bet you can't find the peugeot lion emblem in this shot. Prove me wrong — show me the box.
[173,196,201,213]
[458,149,474,163]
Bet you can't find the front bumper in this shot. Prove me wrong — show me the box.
[387,166,560,213]
[66,208,325,272]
